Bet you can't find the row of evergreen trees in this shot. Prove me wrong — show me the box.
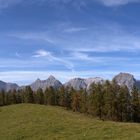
[0,80,140,122]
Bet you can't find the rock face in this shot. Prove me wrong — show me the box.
[0,81,19,92]
[1,72,140,92]
[30,75,63,91]
[85,77,105,90]
[64,77,105,90]
[113,73,137,91]
[64,78,87,90]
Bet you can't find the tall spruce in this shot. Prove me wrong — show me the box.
[72,91,81,112]
[44,87,55,105]
[103,80,115,120]
[36,88,44,104]
[131,86,140,122]
[0,90,5,106]
[58,86,66,107]
[80,89,88,113]
[24,86,34,103]
[65,87,73,110]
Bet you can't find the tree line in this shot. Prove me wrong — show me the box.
[0,80,140,122]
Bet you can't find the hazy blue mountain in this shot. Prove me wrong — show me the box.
[0,81,19,92]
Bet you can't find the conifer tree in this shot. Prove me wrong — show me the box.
[58,86,66,107]
[44,87,55,105]
[95,84,104,119]
[10,90,18,104]
[103,80,114,120]
[88,83,104,119]
[131,86,140,122]
[72,91,81,112]
[88,83,97,116]
[80,89,88,113]
[0,90,5,106]
[117,85,130,122]
[65,87,74,110]
[24,86,34,103]
[36,88,44,104]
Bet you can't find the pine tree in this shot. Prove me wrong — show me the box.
[24,86,34,103]
[5,92,11,105]
[0,90,5,106]
[103,80,114,120]
[65,87,73,110]
[88,83,104,119]
[16,91,22,104]
[19,89,26,103]
[58,86,66,107]
[117,85,130,122]
[9,90,17,104]
[111,80,121,121]
[36,88,44,104]
[131,86,140,122]
[44,87,55,105]
[72,91,81,112]
[95,84,104,119]
[88,83,97,116]
[54,89,59,106]
[80,89,88,113]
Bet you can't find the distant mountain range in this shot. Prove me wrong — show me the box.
[30,75,62,91]
[0,81,19,92]
[0,72,140,92]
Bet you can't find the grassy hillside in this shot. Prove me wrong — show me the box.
[0,104,140,140]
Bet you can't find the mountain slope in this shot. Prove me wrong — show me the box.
[0,81,19,92]
[30,75,62,91]
[64,77,105,90]
[113,73,138,91]
[1,72,140,92]
[0,104,140,140]
[64,78,87,90]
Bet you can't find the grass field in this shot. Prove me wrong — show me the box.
[0,104,140,140]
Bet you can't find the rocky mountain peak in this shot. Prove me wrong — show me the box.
[0,81,19,92]
[46,75,62,89]
[35,78,41,82]
[113,72,136,91]
[64,78,87,90]
[47,75,56,81]
[85,77,105,90]
[1,72,140,93]
[30,75,62,91]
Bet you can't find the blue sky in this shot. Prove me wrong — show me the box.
[0,0,140,85]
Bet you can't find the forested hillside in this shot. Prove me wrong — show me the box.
[0,80,140,122]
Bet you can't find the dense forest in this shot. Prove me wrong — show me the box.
[0,80,140,123]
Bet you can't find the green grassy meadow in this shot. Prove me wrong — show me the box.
[0,104,140,140]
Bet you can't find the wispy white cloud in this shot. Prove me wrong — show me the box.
[33,50,53,58]
[9,32,54,44]
[0,0,85,10]
[7,24,140,53]
[15,52,21,57]
[71,52,91,61]
[64,27,87,33]
[0,0,23,9]
[0,0,139,10]
[6,18,140,55]
[97,0,140,7]
[33,49,74,71]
